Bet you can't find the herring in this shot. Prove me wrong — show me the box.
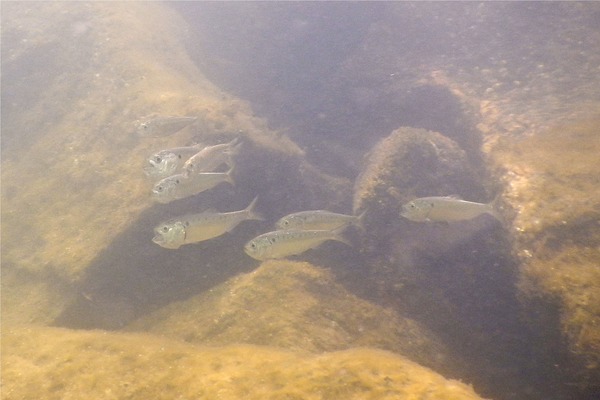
[152,197,263,249]
[183,138,241,174]
[400,196,501,222]
[276,210,365,231]
[136,116,197,137]
[143,144,204,179]
[244,227,350,261]
[152,168,234,204]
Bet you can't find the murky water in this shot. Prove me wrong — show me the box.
[2,2,599,399]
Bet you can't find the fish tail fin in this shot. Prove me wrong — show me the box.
[353,209,367,231]
[226,137,240,147]
[245,196,264,221]
[224,138,242,167]
[227,137,243,154]
[486,194,504,223]
[225,166,235,186]
[331,225,352,247]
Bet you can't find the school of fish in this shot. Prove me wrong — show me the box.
[140,115,502,260]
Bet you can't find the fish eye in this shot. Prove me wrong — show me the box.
[282,220,289,227]
[250,243,256,249]
[175,179,180,184]
[156,186,163,192]
[162,226,169,232]
[154,156,162,163]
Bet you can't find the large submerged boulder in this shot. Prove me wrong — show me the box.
[126,260,454,374]
[325,2,600,393]
[1,2,350,327]
[2,325,487,400]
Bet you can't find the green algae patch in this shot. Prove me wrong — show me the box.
[1,325,486,400]
[490,117,600,378]
[126,260,450,371]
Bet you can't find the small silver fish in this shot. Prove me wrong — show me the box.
[244,227,350,261]
[400,196,501,222]
[143,144,204,179]
[276,210,365,231]
[136,116,197,137]
[151,168,234,204]
[152,197,263,249]
[183,138,241,174]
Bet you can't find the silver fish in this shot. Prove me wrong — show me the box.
[151,168,234,204]
[183,138,241,174]
[400,196,500,222]
[276,210,365,231]
[143,144,204,179]
[244,227,350,261]
[136,116,197,137]
[152,197,263,249]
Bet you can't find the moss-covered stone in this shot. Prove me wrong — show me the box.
[1,325,487,400]
[0,1,349,327]
[352,126,484,215]
[126,260,451,372]
[489,118,600,377]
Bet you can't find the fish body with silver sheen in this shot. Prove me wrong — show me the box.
[136,116,197,137]
[153,197,263,249]
[400,196,500,222]
[276,210,364,231]
[144,144,204,179]
[183,138,241,174]
[152,168,234,204]
[244,227,350,261]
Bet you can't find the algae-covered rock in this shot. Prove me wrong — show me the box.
[126,260,452,372]
[0,1,300,283]
[1,1,350,328]
[2,326,486,400]
[489,118,600,380]
[352,126,491,256]
[353,126,486,214]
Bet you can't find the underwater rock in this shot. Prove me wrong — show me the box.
[353,126,485,215]
[350,125,527,398]
[352,126,489,258]
[2,325,487,400]
[488,119,600,384]
[126,260,453,373]
[0,2,348,327]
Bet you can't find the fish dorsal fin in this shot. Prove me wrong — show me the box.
[447,194,462,199]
